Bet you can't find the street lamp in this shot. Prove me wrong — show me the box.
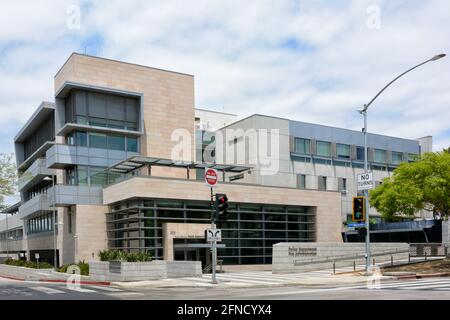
[43,175,58,270]
[358,53,446,273]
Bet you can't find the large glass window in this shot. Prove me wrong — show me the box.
[66,90,139,131]
[316,141,331,157]
[336,143,350,159]
[374,149,387,163]
[108,135,125,151]
[294,138,310,154]
[90,167,108,186]
[89,132,107,149]
[127,136,138,152]
[392,151,403,164]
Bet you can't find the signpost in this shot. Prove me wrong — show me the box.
[205,168,219,284]
[205,229,222,242]
[357,172,374,191]
[35,253,40,269]
[356,172,374,273]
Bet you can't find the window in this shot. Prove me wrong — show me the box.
[374,149,387,163]
[89,132,107,149]
[408,153,418,162]
[297,174,306,189]
[78,166,88,186]
[392,151,403,164]
[338,178,347,192]
[90,167,108,186]
[108,135,125,151]
[127,136,138,152]
[356,147,365,161]
[318,176,327,191]
[316,141,331,157]
[76,131,87,146]
[294,138,310,154]
[336,144,350,159]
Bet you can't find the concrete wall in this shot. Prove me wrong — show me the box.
[103,176,343,243]
[272,242,410,273]
[89,260,201,282]
[74,205,108,263]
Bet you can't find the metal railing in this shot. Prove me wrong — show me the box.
[203,260,224,274]
[409,243,448,258]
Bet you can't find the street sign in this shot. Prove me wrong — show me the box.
[35,253,40,260]
[357,172,374,191]
[205,168,219,188]
[205,229,222,242]
[348,222,366,228]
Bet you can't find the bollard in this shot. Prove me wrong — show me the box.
[333,261,336,274]
[373,258,375,266]
[391,255,393,266]
[353,261,356,271]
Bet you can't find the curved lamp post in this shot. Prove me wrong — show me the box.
[359,53,446,273]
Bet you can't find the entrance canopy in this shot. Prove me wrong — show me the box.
[107,155,252,175]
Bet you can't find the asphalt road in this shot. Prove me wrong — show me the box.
[3,276,450,300]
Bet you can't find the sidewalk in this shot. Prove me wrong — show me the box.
[113,272,392,290]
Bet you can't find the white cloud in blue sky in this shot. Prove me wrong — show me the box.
[0,0,449,155]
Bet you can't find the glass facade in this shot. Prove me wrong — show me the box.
[65,90,139,131]
[26,213,55,235]
[65,165,119,187]
[66,130,138,152]
[107,198,315,265]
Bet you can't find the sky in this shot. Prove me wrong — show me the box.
[0,0,449,158]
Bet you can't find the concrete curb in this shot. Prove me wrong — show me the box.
[0,273,111,286]
[392,273,450,280]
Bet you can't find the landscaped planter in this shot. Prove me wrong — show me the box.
[89,260,201,282]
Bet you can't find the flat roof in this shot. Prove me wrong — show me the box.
[107,156,252,175]
[55,53,194,79]
[219,113,422,144]
[14,102,55,143]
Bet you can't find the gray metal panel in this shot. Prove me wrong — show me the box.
[289,120,420,154]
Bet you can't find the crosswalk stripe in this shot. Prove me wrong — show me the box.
[31,286,65,295]
[380,280,450,290]
[394,283,450,290]
[65,286,97,293]
[88,285,123,292]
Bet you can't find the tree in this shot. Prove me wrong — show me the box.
[369,151,450,220]
[0,153,18,211]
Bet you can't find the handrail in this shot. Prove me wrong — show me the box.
[293,249,410,266]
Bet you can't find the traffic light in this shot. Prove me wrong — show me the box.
[352,196,366,222]
[215,194,229,221]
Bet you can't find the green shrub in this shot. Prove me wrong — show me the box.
[58,261,89,276]
[98,250,152,262]
[5,259,52,269]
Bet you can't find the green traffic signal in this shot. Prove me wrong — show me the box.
[352,196,365,222]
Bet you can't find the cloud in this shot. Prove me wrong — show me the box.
[0,0,449,157]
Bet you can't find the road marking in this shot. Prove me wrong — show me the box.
[31,286,66,295]
[66,287,97,293]
[89,285,123,292]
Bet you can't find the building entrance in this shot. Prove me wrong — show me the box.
[173,239,209,269]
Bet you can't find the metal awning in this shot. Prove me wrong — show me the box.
[107,155,252,175]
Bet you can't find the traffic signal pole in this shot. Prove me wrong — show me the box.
[210,187,218,284]
[362,107,371,273]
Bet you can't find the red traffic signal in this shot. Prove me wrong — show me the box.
[215,194,229,221]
